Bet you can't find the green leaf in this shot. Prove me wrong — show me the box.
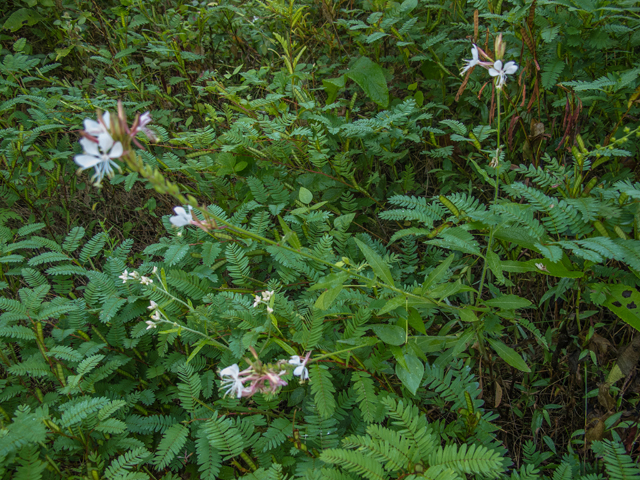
[354,238,395,287]
[370,324,405,345]
[487,338,530,372]
[484,295,532,310]
[395,353,424,395]
[3,8,43,32]
[322,75,346,105]
[421,253,454,293]
[314,286,342,310]
[378,294,406,315]
[407,308,426,335]
[345,57,389,108]
[596,283,640,333]
[310,364,336,419]
[309,271,350,291]
[458,309,477,322]
[399,0,418,12]
[164,244,190,266]
[542,60,564,90]
[486,251,505,283]
[299,187,313,204]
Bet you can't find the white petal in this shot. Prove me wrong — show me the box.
[98,134,114,152]
[471,44,479,61]
[488,68,500,77]
[84,118,102,134]
[139,111,152,127]
[80,137,100,156]
[220,364,240,378]
[503,61,518,75]
[294,366,309,380]
[102,111,111,129]
[289,356,302,366]
[74,154,101,169]
[174,207,187,216]
[493,60,503,71]
[170,215,189,227]
[108,141,123,158]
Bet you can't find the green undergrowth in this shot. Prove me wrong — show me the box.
[1,0,640,479]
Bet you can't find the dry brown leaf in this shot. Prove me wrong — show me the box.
[494,382,503,408]
[598,383,616,411]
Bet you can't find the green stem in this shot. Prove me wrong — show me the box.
[475,91,502,306]
[310,342,380,363]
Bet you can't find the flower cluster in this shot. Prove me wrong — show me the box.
[74,103,156,186]
[146,300,161,330]
[119,266,157,285]
[253,290,275,313]
[219,351,311,399]
[459,36,518,90]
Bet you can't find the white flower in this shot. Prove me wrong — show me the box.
[535,263,548,272]
[262,290,274,302]
[267,306,274,314]
[74,135,123,186]
[170,206,193,227]
[220,364,246,398]
[289,355,310,381]
[488,60,518,89]
[140,276,153,285]
[119,270,129,283]
[151,310,161,321]
[83,111,111,143]
[148,301,158,310]
[460,44,480,76]
[253,295,262,308]
[145,320,157,330]
[152,266,158,275]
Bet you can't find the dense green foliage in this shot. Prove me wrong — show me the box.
[1,0,640,479]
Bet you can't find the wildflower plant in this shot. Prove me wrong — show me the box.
[2,1,640,479]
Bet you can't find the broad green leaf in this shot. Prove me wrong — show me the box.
[354,239,395,287]
[314,286,342,310]
[421,253,454,293]
[486,251,505,283]
[345,57,389,107]
[322,75,346,105]
[413,336,459,353]
[378,295,406,315]
[299,187,313,204]
[389,345,408,370]
[407,308,426,335]
[452,328,475,357]
[458,309,477,322]
[501,260,539,273]
[399,0,418,12]
[3,8,43,32]
[494,228,540,251]
[395,353,424,395]
[370,324,405,345]
[484,295,532,310]
[527,258,583,278]
[595,283,640,333]
[309,271,350,291]
[487,338,531,372]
